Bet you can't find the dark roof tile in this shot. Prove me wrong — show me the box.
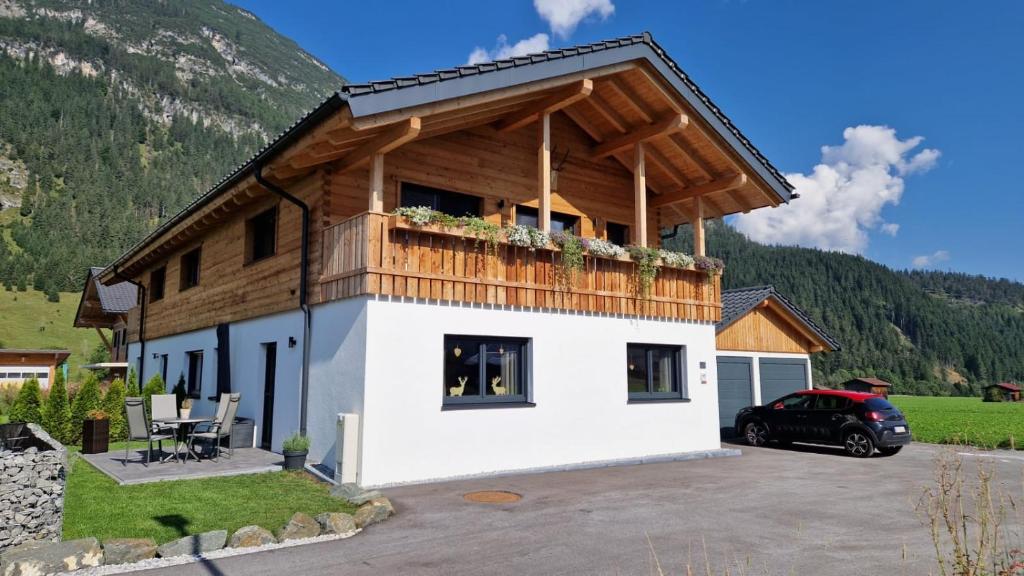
[718,285,840,351]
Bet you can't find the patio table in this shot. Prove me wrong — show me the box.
[154,417,212,463]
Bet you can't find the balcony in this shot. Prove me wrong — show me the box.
[319,212,721,322]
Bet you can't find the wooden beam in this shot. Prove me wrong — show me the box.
[634,142,648,247]
[644,144,694,188]
[495,79,593,132]
[587,92,630,134]
[605,76,656,123]
[703,195,727,218]
[308,117,421,173]
[589,114,688,159]
[725,189,752,213]
[94,327,112,355]
[650,173,747,208]
[693,196,705,257]
[667,133,715,181]
[538,113,551,232]
[369,153,384,212]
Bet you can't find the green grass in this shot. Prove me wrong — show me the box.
[890,395,1024,449]
[0,288,104,377]
[64,446,354,544]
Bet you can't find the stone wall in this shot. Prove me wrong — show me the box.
[0,423,66,551]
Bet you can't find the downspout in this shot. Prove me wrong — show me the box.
[112,265,146,384]
[254,164,311,436]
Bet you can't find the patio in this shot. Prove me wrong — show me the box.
[80,446,284,485]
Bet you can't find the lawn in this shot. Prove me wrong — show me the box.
[0,288,104,377]
[890,395,1024,449]
[64,447,355,544]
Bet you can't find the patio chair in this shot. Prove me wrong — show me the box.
[124,397,173,467]
[150,394,179,433]
[188,393,240,461]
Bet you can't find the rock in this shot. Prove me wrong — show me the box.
[156,530,227,558]
[277,512,321,541]
[229,525,277,548]
[353,497,394,529]
[315,512,356,535]
[102,538,157,565]
[0,537,102,575]
[329,483,382,505]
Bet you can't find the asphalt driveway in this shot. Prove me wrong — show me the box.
[137,442,1024,575]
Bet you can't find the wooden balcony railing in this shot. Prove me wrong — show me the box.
[320,212,721,322]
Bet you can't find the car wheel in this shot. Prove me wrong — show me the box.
[877,446,903,457]
[744,421,769,447]
[844,430,875,458]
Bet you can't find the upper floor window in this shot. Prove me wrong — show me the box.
[150,266,166,302]
[627,343,686,401]
[516,206,579,234]
[246,206,277,264]
[606,222,630,246]
[401,182,481,217]
[444,335,529,405]
[180,247,201,291]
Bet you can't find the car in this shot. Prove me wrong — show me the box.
[734,389,911,457]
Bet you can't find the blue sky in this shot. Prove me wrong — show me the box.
[235,0,1023,281]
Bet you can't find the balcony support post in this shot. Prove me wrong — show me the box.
[693,196,705,256]
[538,112,551,232]
[634,142,647,247]
[369,153,384,212]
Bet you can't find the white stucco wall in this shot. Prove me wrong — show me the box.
[715,350,812,406]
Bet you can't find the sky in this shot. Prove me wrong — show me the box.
[234,0,1024,281]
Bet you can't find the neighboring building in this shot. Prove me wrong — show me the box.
[73,267,138,379]
[0,349,70,389]
[984,382,1021,402]
[715,286,839,434]
[88,34,798,487]
[843,377,893,398]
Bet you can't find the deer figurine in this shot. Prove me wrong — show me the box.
[449,376,468,397]
[491,376,506,395]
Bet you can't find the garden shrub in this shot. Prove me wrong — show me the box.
[42,370,72,443]
[70,374,103,443]
[103,377,128,441]
[142,373,166,415]
[9,378,43,424]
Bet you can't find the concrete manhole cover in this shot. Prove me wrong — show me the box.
[463,490,522,503]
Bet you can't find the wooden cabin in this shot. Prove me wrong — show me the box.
[0,349,70,390]
[984,382,1022,402]
[73,267,138,379]
[843,377,893,398]
[91,33,797,487]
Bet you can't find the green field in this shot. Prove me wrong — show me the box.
[890,395,1024,449]
[0,288,105,377]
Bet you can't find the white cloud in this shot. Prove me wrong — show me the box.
[466,33,550,65]
[732,125,940,254]
[534,0,615,39]
[912,250,950,269]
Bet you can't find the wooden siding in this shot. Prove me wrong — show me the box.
[716,306,816,354]
[320,213,721,322]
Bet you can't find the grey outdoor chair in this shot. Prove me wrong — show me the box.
[150,394,178,435]
[124,397,173,467]
[187,393,239,461]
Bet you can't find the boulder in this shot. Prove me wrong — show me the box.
[329,483,382,505]
[102,538,157,565]
[315,512,357,535]
[156,530,227,558]
[277,512,321,541]
[0,537,102,576]
[229,525,277,548]
[353,497,394,529]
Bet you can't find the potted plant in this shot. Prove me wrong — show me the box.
[179,398,192,419]
[282,432,310,470]
[82,409,110,454]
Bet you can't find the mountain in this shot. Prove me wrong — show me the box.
[664,222,1024,395]
[0,0,344,296]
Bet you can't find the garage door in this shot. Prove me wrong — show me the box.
[759,358,809,405]
[717,356,753,433]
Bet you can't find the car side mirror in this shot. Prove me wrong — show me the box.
[772,402,784,410]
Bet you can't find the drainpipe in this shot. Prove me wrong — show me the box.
[112,265,146,384]
[254,164,311,436]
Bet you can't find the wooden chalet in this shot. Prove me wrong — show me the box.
[74,267,138,378]
[843,377,893,398]
[984,382,1022,402]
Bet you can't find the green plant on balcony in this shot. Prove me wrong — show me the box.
[693,255,725,282]
[550,231,586,291]
[462,216,502,256]
[628,246,661,298]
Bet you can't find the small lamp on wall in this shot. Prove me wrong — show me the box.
[288,336,297,349]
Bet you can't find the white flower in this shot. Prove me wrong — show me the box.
[588,238,627,258]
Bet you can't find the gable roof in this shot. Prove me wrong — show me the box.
[74,267,138,328]
[0,349,71,364]
[989,382,1021,392]
[718,285,840,351]
[844,377,893,388]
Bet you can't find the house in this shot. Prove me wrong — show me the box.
[0,349,70,390]
[715,286,839,434]
[73,267,138,379]
[984,382,1021,402]
[85,33,799,487]
[842,377,893,398]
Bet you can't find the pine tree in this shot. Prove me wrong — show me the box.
[70,374,102,443]
[42,369,71,443]
[142,373,166,416]
[126,367,140,396]
[9,378,42,424]
[103,377,128,441]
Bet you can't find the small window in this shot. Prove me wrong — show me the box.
[36,372,48,379]
[814,395,850,410]
[246,206,277,263]
[777,394,815,410]
[444,335,529,405]
[158,354,168,384]
[112,329,120,350]
[515,206,579,234]
[150,266,166,302]
[180,247,201,290]
[627,344,686,400]
[186,350,203,398]
[401,182,482,217]
[606,222,630,246]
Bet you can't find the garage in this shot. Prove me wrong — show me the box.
[717,357,753,433]
[758,358,809,404]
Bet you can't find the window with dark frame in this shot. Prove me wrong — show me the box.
[626,343,686,400]
[400,182,482,217]
[443,335,529,405]
[158,354,168,384]
[515,205,579,234]
[180,247,201,290]
[186,350,203,399]
[246,206,277,263]
[606,222,630,246]
[149,266,166,302]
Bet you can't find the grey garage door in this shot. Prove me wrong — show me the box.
[717,356,753,432]
[759,358,809,405]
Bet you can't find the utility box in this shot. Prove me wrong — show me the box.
[336,413,360,485]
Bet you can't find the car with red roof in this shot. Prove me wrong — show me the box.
[734,389,911,457]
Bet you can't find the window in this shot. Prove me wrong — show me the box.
[112,329,120,351]
[776,394,814,410]
[814,395,850,410]
[515,206,579,234]
[606,222,630,246]
[150,266,166,302]
[626,343,686,400]
[401,182,482,217]
[444,335,529,405]
[186,350,203,399]
[180,247,201,290]
[246,206,277,263]
[157,354,168,384]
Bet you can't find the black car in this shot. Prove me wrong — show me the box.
[734,390,911,457]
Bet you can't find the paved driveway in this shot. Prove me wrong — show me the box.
[138,443,1024,575]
